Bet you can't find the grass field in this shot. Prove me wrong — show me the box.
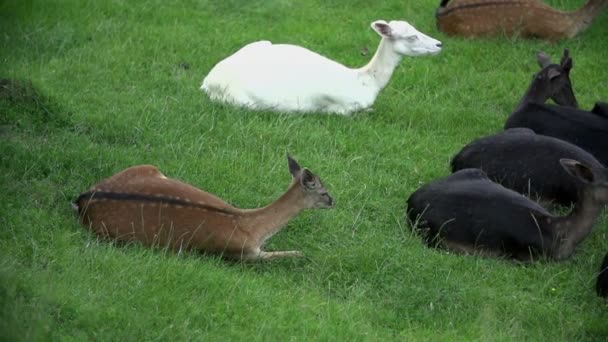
[1,0,608,340]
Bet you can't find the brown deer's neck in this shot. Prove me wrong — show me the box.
[237,181,306,244]
[569,0,608,36]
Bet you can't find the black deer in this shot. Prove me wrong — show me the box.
[407,160,608,261]
[597,252,608,299]
[451,128,603,206]
[505,50,608,166]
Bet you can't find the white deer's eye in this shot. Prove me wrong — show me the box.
[405,35,418,43]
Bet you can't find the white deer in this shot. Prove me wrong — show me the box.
[201,20,442,115]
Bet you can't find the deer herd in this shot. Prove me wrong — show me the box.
[74,1,608,300]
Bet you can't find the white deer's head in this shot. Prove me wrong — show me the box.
[371,20,442,56]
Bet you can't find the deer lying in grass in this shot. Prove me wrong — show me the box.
[74,155,334,261]
[450,50,594,205]
[597,252,608,298]
[407,159,608,261]
[201,20,442,115]
[506,102,608,166]
[436,0,608,41]
[513,49,578,112]
[505,50,608,166]
[451,128,603,206]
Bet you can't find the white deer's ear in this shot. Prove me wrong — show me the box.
[371,20,392,37]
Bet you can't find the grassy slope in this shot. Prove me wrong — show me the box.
[1,0,607,340]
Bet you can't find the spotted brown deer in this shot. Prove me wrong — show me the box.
[436,0,608,41]
[407,159,608,261]
[74,155,334,261]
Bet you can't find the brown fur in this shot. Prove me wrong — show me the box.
[437,0,608,41]
[75,156,334,261]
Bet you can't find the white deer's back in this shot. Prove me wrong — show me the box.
[202,41,375,115]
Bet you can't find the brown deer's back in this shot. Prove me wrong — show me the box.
[88,165,235,210]
[437,0,573,39]
[76,165,253,254]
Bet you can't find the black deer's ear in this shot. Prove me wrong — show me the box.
[560,49,572,72]
[537,51,552,68]
[300,169,317,189]
[561,57,573,73]
[287,154,301,178]
[560,159,594,183]
[547,68,561,80]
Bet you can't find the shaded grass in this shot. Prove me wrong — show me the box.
[1,0,608,340]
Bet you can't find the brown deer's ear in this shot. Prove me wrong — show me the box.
[300,169,317,189]
[560,159,594,183]
[287,154,301,178]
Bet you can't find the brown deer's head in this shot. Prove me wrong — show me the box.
[288,155,334,209]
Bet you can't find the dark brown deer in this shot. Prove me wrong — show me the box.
[451,128,603,206]
[505,50,608,166]
[74,155,334,261]
[513,49,578,112]
[436,0,608,41]
[407,159,608,261]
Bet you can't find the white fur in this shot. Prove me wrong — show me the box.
[201,20,442,115]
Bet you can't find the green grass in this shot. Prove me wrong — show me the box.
[1,0,608,340]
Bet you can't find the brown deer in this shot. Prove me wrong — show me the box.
[436,0,608,41]
[74,155,334,261]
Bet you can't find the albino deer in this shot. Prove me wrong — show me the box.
[201,20,442,115]
[74,155,334,261]
[436,0,608,41]
[407,159,608,261]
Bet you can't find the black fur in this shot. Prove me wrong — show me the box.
[407,168,554,260]
[597,252,608,298]
[505,102,608,166]
[591,102,608,117]
[451,128,603,205]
